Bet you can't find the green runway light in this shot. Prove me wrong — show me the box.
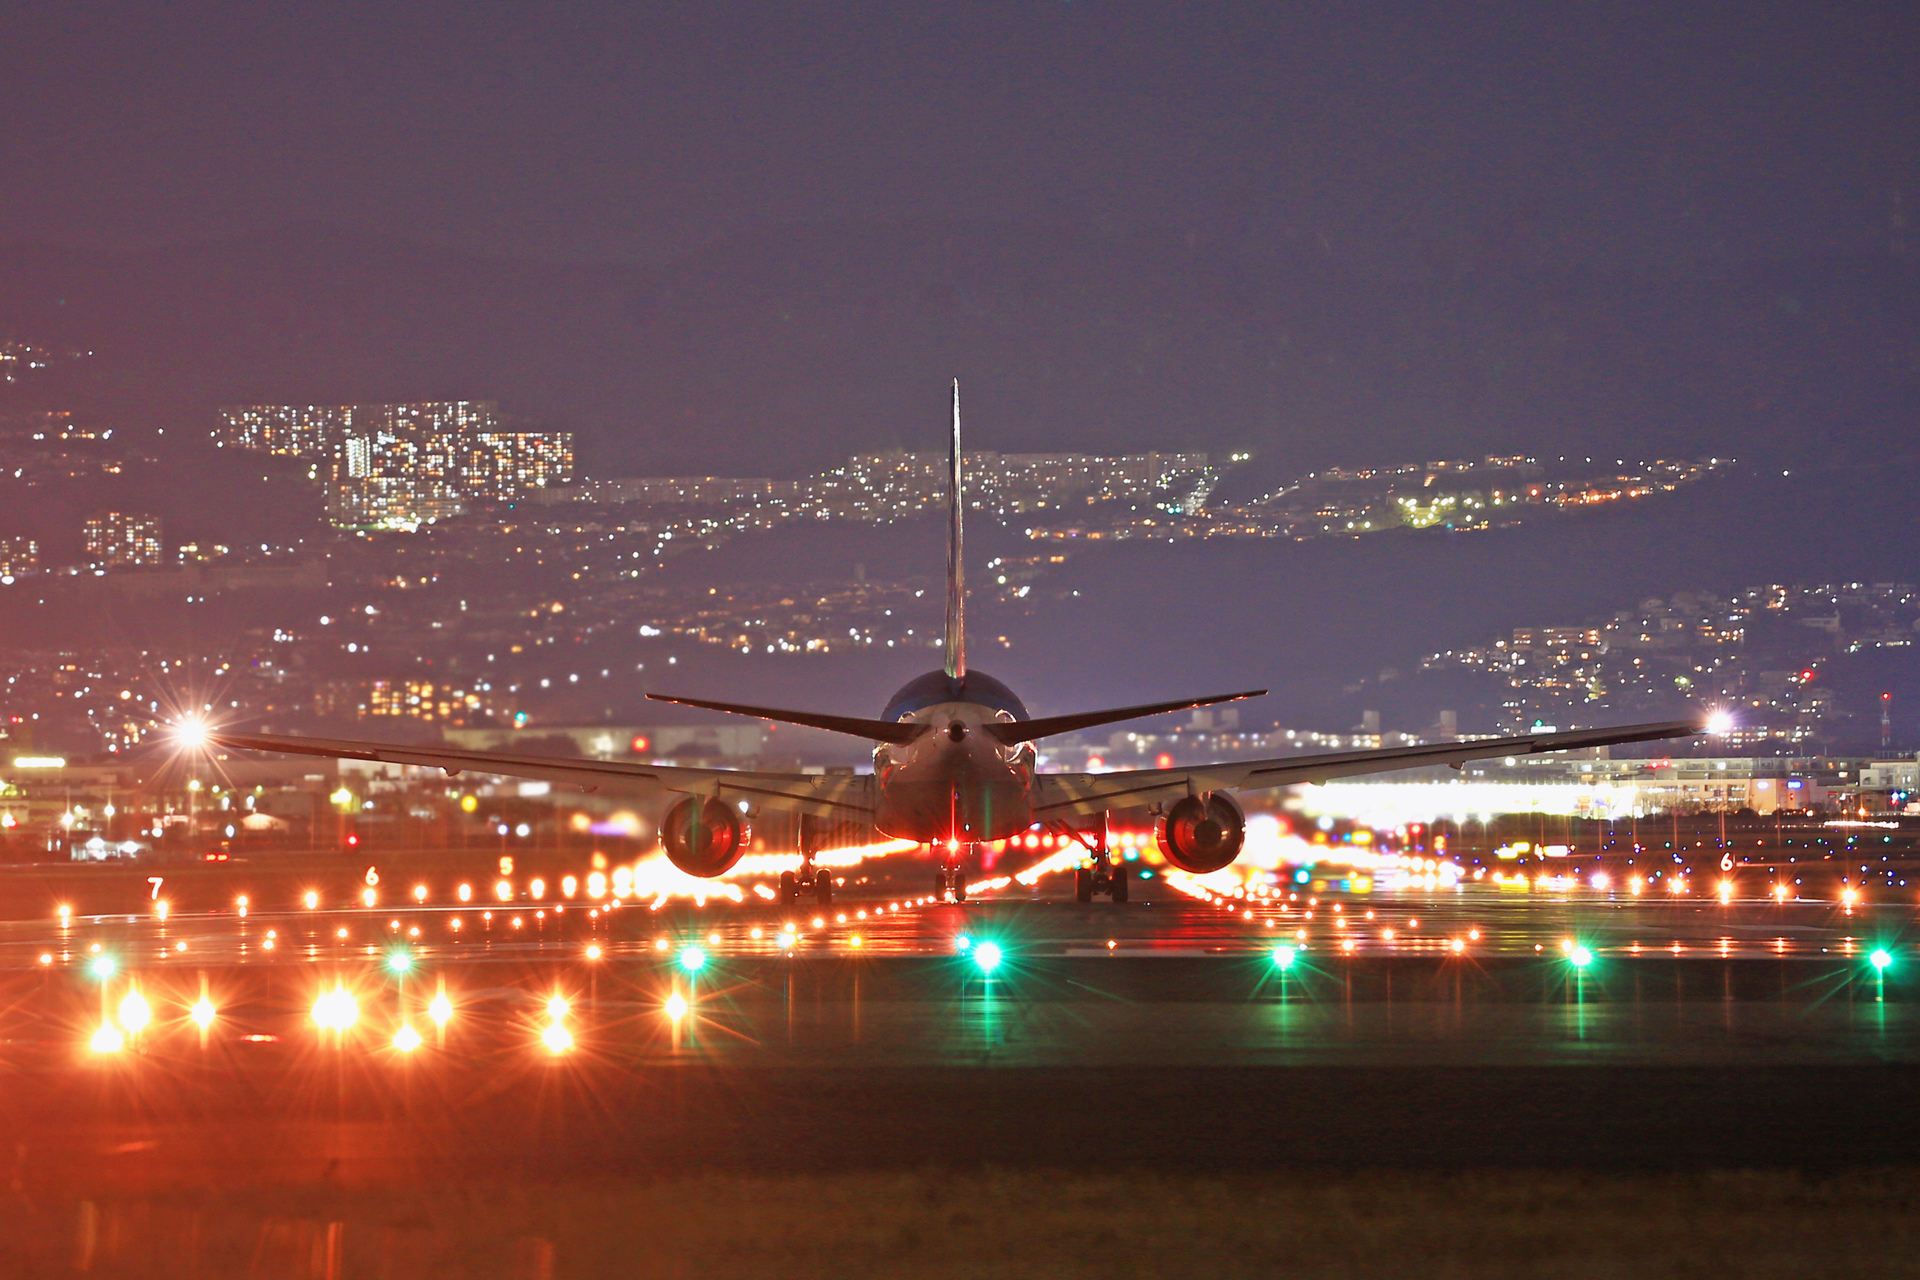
[1569,946,1594,969]
[1272,946,1298,970]
[679,945,706,973]
[973,941,1003,974]
[89,954,116,979]
[386,949,412,973]
[954,935,972,952]
[1870,949,1893,973]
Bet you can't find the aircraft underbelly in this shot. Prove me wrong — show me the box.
[875,758,1031,844]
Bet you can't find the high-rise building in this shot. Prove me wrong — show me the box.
[0,536,37,577]
[215,401,573,526]
[83,513,164,568]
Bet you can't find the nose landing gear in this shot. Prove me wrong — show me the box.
[933,849,970,903]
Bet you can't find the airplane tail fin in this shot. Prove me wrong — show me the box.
[945,378,966,680]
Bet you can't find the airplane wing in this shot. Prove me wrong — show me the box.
[1031,718,1703,820]
[200,730,875,822]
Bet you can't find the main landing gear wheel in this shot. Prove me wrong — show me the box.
[952,875,967,903]
[814,869,834,906]
[778,870,799,908]
[1109,867,1129,903]
[1074,867,1095,903]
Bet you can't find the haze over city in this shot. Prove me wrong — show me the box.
[2,7,1919,1277]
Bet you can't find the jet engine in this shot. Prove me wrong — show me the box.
[1156,792,1246,874]
[660,796,750,878]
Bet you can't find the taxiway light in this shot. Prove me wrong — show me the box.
[191,997,216,1029]
[974,941,1003,974]
[1569,946,1594,969]
[1272,946,1298,970]
[393,1024,423,1052]
[386,950,412,973]
[665,992,688,1021]
[546,995,570,1020]
[429,990,453,1026]
[1871,949,1893,973]
[89,954,116,979]
[541,1022,573,1054]
[91,1024,125,1054]
[585,944,602,960]
[679,946,706,973]
[38,953,51,965]
[117,991,151,1034]
[413,884,428,903]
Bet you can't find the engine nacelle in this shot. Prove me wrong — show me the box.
[1156,792,1246,874]
[660,796,750,878]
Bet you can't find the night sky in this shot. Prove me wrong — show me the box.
[3,3,1915,268]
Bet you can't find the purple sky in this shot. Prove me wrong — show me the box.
[3,2,1914,266]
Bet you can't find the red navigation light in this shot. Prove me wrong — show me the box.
[1155,753,1174,770]
[346,833,359,847]
[630,733,651,754]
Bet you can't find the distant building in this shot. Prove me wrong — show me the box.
[214,401,574,527]
[83,512,163,568]
[0,536,37,577]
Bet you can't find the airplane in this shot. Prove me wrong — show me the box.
[198,381,1705,907]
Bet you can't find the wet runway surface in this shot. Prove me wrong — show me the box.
[7,883,1920,1186]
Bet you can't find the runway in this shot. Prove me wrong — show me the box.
[2,876,1917,1198]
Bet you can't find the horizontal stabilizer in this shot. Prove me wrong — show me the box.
[985,689,1267,746]
[646,693,930,745]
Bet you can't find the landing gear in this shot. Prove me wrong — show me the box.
[934,859,968,903]
[1064,820,1129,903]
[781,819,836,909]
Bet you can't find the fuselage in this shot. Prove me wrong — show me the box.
[871,669,1037,845]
